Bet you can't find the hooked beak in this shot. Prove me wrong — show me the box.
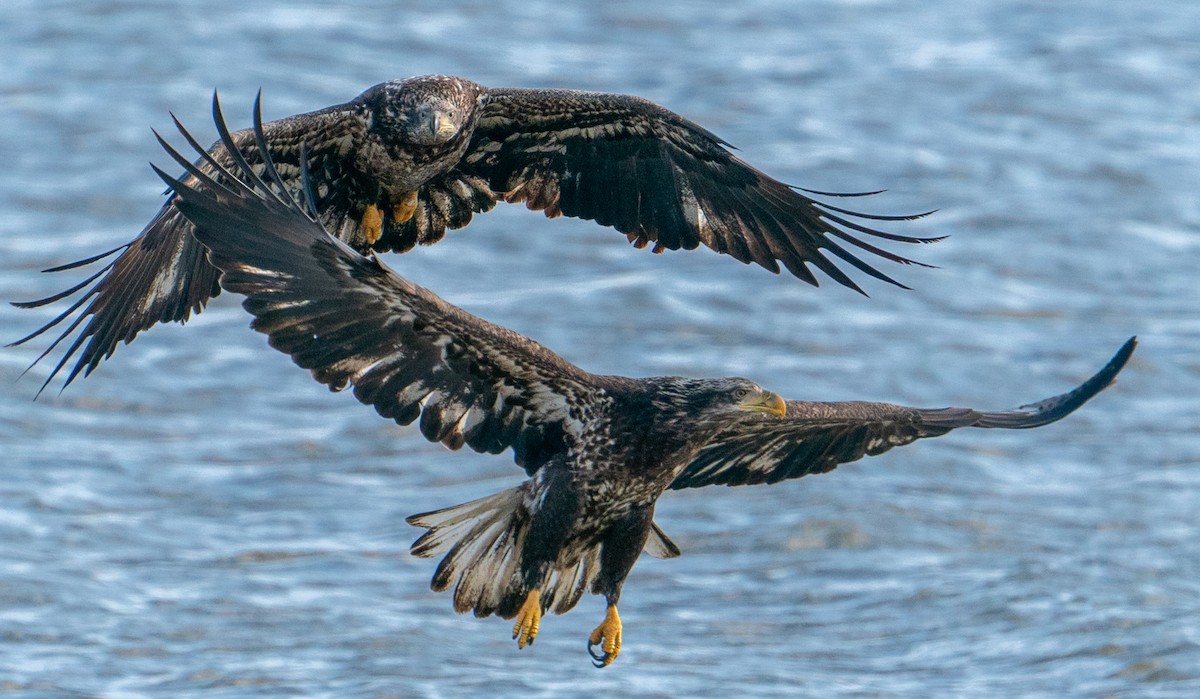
[738,390,787,417]
[428,109,458,141]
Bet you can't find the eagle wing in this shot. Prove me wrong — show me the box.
[671,337,1135,489]
[11,93,395,394]
[153,112,601,475]
[459,87,938,291]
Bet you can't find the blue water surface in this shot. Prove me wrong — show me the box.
[1,1,1197,696]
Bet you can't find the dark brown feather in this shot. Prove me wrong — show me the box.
[464,87,940,294]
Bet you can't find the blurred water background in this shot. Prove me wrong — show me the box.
[1,1,1197,696]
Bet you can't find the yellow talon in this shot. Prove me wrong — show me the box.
[392,191,418,224]
[587,604,622,667]
[512,589,541,649]
[361,203,383,245]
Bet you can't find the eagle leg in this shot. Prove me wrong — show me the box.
[587,604,622,667]
[512,589,541,649]
[361,203,384,245]
[392,191,419,224]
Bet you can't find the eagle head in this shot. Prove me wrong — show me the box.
[368,75,483,147]
[652,377,787,423]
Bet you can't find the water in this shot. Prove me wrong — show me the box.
[1,1,1197,696]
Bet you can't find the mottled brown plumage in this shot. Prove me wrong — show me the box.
[13,75,939,394]
[153,110,1133,665]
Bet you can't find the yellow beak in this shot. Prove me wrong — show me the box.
[738,390,787,417]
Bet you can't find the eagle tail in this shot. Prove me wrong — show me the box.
[407,484,597,618]
[407,485,682,619]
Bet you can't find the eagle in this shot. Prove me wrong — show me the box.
[12,74,940,394]
[149,108,1134,666]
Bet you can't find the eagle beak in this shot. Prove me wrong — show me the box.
[739,390,787,417]
[430,110,457,140]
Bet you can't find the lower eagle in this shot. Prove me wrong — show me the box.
[155,111,1135,667]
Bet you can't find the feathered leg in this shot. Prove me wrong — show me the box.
[511,470,581,649]
[588,506,654,667]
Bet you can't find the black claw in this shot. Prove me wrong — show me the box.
[587,639,609,666]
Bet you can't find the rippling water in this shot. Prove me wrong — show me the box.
[2,1,1197,696]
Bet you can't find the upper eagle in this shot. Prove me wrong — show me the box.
[153,107,1133,666]
[13,74,939,394]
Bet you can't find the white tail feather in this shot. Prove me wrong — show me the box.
[407,484,598,617]
[407,483,682,618]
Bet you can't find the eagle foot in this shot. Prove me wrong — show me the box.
[587,604,622,667]
[512,589,541,649]
[361,204,384,245]
[392,191,419,224]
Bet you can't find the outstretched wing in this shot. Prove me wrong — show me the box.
[672,337,1136,489]
[154,114,602,475]
[10,92,383,395]
[459,87,939,292]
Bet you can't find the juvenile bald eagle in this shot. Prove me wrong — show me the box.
[13,75,939,394]
[149,111,1134,666]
